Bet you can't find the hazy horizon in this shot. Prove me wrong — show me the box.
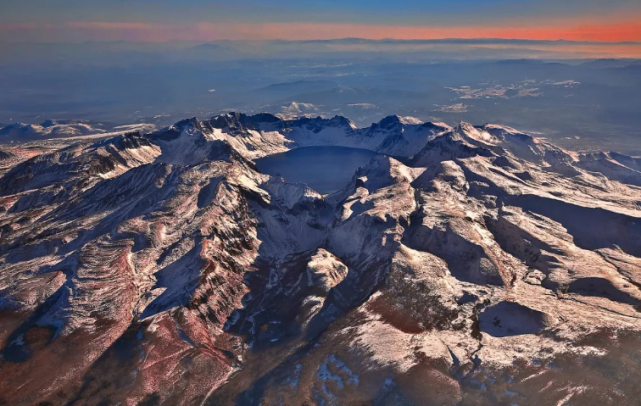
[2,0,641,43]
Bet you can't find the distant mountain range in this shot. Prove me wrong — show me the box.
[0,119,104,140]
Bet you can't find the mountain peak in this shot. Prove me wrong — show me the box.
[208,112,282,131]
[374,114,422,129]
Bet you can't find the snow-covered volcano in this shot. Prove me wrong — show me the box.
[0,113,640,405]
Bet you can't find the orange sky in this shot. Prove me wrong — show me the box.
[225,20,641,42]
[69,18,641,42]
[2,17,641,43]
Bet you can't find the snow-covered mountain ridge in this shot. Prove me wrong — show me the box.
[191,112,452,158]
[0,112,640,405]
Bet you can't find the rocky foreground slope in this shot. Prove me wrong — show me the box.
[0,113,640,405]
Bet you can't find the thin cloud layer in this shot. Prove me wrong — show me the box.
[2,19,641,43]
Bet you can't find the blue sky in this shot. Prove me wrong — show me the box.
[2,0,640,24]
[1,0,640,42]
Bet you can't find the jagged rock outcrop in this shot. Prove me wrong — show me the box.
[0,113,640,405]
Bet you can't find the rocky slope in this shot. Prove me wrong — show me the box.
[0,113,640,405]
